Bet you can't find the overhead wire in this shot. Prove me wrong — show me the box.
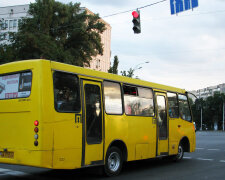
[102,0,168,18]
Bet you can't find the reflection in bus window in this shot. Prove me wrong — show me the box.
[104,81,122,114]
[53,72,80,112]
[123,85,154,116]
[167,92,179,118]
[178,94,192,122]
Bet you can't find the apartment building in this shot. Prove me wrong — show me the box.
[84,8,111,72]
[0,5,111,72]
[191,83,225,99]
[0,4,31,44]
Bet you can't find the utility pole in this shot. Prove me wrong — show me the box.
[223,102,224,131]
[200,107,203,131]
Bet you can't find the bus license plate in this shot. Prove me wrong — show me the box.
[0,151,14,159]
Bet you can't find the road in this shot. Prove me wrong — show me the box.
[0,131,225,180]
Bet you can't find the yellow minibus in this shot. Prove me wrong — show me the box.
[0,60,195,176]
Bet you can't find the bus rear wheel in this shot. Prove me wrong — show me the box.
[104,147,123,176]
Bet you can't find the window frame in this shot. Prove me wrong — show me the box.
[103,80,124,115]
[53,71,81,113]
[122,84,155,117]
[5,20,9,29]
[0,70,32,100]
[9,20,13,29]
[13,19,17,29]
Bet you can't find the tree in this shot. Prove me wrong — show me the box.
[108,55,138,78]
[121,68,135,78]
[108,55,119,74]
[193,92,225,130]
[0,0,105,66]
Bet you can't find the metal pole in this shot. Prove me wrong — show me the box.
[200,108,203,131]
[223,102,224,131]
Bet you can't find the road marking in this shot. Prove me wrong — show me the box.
[0,168,11,172]
[196,148,204,150]
[0,168,29,177]
[197,158,214,161]
[183,157,192,159]
[220,160,225,163]
[207,149,220,151]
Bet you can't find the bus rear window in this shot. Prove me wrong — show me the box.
[0,71,32,100]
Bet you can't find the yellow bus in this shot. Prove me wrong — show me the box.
[0,60,195,176]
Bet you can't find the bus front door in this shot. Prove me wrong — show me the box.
[81,80,104,166]
[155,93,169,156]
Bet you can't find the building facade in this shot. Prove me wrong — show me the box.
[0,5,111,72]
[191,83,225,99]
[84,8,111,72]
[0,4,31,44]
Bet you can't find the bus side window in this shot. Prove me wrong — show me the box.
[167,92,179,118]
[123,85,154,117]
[53,72,80,113]
[104,81,123,115]
[178,94,192,122]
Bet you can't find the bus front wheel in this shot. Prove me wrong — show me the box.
[173,143,184,162]
[104,146,123,176]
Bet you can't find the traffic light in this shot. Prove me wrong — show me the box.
[132,10,141,34]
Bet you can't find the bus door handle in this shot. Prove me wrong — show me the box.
[152,118,157,124]
[75,114,81,123]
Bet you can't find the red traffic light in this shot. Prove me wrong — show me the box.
[132,11,139,18]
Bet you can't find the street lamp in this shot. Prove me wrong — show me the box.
[133,61,149,71]
[133,61,149,79]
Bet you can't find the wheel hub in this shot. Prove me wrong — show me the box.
[108,152,120,172]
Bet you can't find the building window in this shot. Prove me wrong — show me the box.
[9,20,13,29]
[13,19,17,29]
[96,59,100,69]
[5,20,9,30]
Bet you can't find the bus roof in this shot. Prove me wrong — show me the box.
[0,59,186,94]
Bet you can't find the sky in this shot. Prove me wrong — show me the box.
[1,0,225,91]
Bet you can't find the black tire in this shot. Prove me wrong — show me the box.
[173,143,184,162]
[104,146,123,176]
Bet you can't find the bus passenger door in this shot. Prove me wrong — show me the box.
[155,93,169,156]
[81,80,104,166]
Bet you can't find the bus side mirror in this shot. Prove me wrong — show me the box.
[193,122,197,132]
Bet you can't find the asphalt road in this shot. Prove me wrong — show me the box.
[0,131,225,180]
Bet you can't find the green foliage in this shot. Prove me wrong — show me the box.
[108,55,119,74]
[192,92,225,130]
[121,68,135,78]
[0,0,105,66]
